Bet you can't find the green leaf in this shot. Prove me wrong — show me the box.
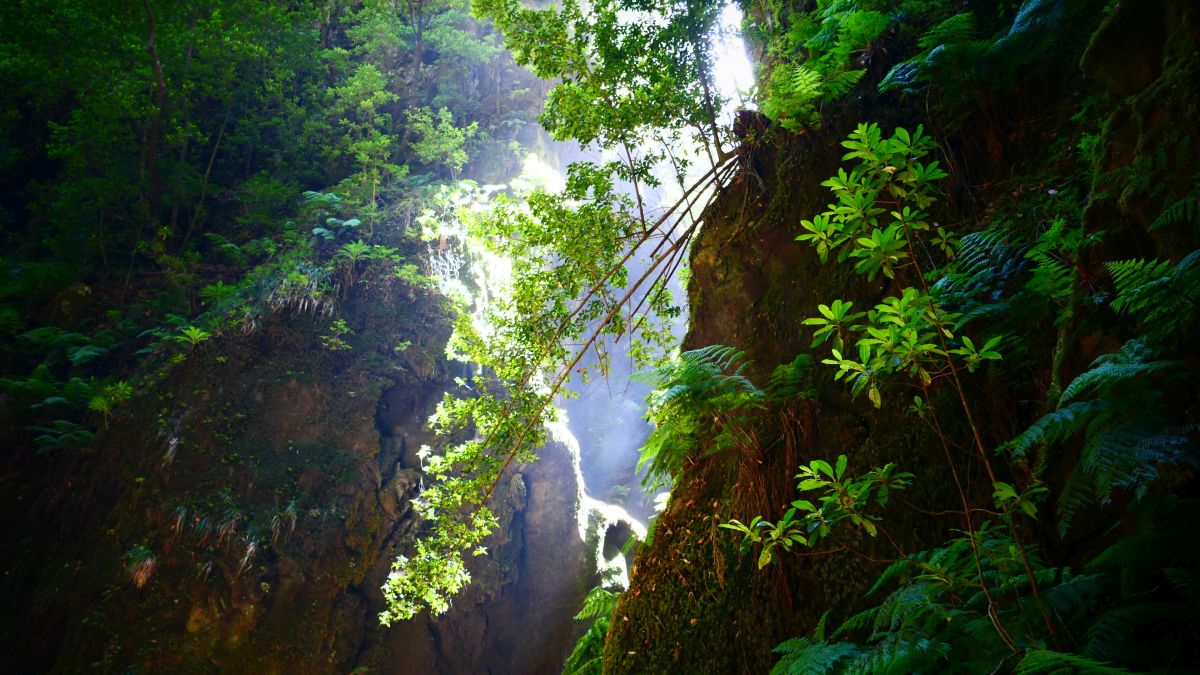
[812,459,835,478]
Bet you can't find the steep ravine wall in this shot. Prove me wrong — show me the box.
[605,2,1200,671]
[0,267,600,673]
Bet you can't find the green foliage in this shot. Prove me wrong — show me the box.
[381,539,481,623]
[766,354,816,401]
[1024,218,1088,309]
[797,124,1014,408]
[760,62,838,132]
[564,586,621,675]
[877,0,1088,121]
[1106,250,1200,345]
[173,326,212,351]
[1003,339,1193,534]
[1151,188,1200,232]
[932,230,1028,328]
[475,0,726,151]
[772,614,860,675]
[634,345,764,489]
[1015,650,1132,674]
[320,319,354,352]
[575,585,619,620]
[407,107,479,178]
[379,155,687,620]
[729,103,1200,672]
[879,12,988,94]
[723,455,912,567]
[29,419,94,454]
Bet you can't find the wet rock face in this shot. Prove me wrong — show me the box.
[359,429,596,675]
[1,271,600,674]
[1081,0,1200,254]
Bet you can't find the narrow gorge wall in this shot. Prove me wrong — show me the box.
[0,267,600,673]
[605,1,1200,671]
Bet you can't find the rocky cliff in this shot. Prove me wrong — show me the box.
[605,1,1200,671]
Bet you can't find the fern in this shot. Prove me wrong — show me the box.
[564,586,620,675]
[1106,250,1200,343]
[879,12,988,93]
[820,69,865,104]
[1042,571,1106,627]
[563,617,609,675]
[1025,250,1075,305]
[762,62,824,132]
[634,345,763,487]
[771,636,859,675]
[1057,339,1176,406]
[934,229,1028,327]
[574,586,618,620]
[1084,602,1200,664]
[1150,187,1200,231]
[1001,399,1105,458]
[917,12,976,52]
[1016,649,1132,674]
[1004,338,1194,533]
[766,354,815,400]
[1106,258,1173,299]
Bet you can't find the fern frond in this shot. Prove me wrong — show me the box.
[820,69,865,103]
[1150,195,1199,231]
[1164,566,1200,600]
[1056,469,1098,536]
[1001,399,1106,457]
[1043,571,1106,626]
[1016,649,1132,674]
[771,637,859,675]
[1086,601,1200,664]
[636,345,764,487]
[1106,258,1172,297]
[934,230,1027,327]
[863,558,911,599]
[853,636,952,674]
[786,64,824,99]
[574,586,618,620]
[917,13,977,51]
[563,616,610,675]
[1025,250,1074,304]
[767,354,815,400]
[1107,250,1200,341]
[1058,339,1175,405]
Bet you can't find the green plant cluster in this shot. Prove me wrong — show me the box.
[720,122,1200,674]
[0,0,508,454]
